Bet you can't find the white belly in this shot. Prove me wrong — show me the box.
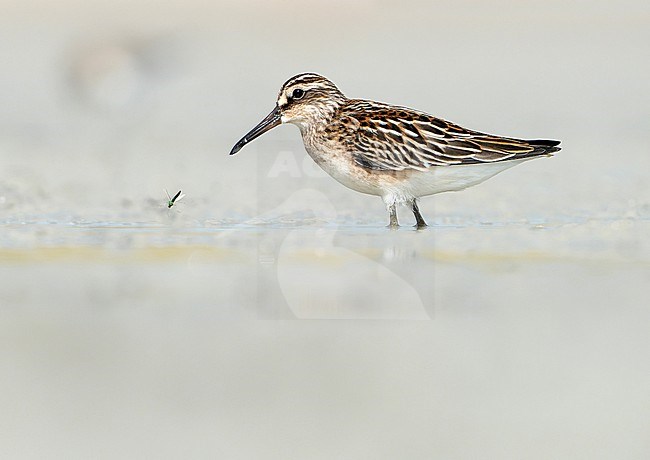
[399,158,532,197]
[306,142,534,204]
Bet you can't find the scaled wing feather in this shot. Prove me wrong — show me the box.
[340,101,559,171]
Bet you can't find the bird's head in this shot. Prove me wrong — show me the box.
[229,73,346,155]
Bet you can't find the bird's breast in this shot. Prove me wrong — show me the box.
[300,134,385,197]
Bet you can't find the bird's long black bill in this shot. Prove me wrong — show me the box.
[229,105,282,155]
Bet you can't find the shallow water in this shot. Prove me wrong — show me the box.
[2,208,647,321]
[2,215,649,458]
[2,184,649,459]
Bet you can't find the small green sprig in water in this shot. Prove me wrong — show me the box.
[164,189,185,208]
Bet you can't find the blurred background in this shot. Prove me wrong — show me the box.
[1,0,649,458]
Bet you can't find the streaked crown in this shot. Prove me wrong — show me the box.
[276,73,347,127]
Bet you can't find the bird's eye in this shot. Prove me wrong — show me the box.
[292,88,305,100]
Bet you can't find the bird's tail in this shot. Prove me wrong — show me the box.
[526,139,562,156]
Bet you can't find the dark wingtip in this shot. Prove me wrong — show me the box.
[528,139,561,147]
[526,139,561,155]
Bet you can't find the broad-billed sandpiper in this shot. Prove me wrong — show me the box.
[230,73,560,228]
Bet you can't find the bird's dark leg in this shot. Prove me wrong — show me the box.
[388,204,399,228]
[411,200,428,229]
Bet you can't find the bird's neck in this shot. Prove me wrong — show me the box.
[296,98,346,135]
